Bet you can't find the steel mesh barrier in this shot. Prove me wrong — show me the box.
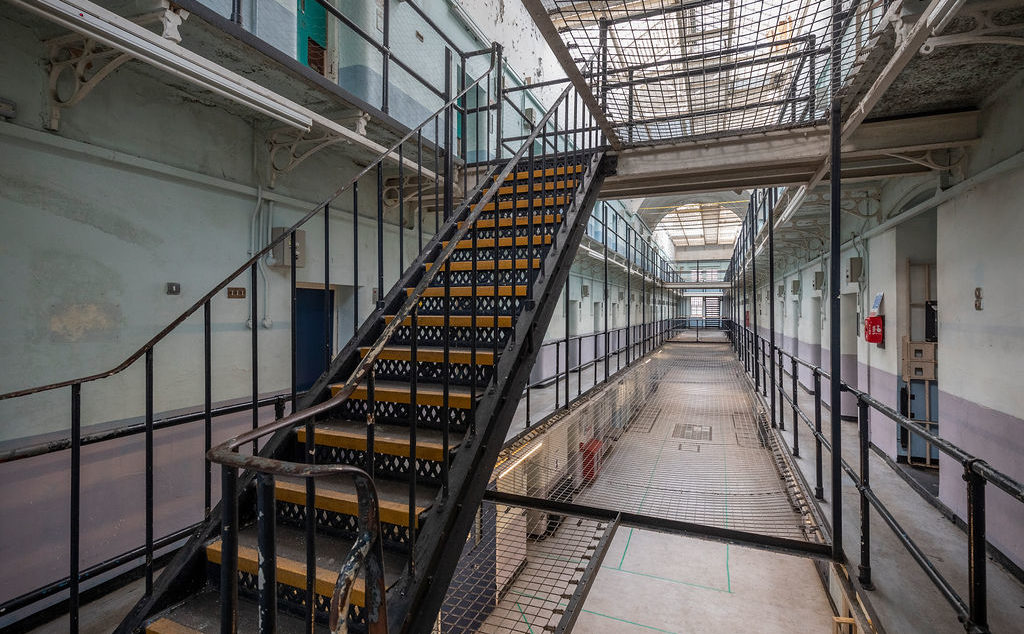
[537,0,892,145]
[435,505,611,633]
[497,342,817,542]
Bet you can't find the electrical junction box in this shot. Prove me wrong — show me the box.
[582,284,590,298]
[777,284,785,297]
[846,257,864,283]
[813,271,824,290]
[791,280,801,295]
[270,228,306,268]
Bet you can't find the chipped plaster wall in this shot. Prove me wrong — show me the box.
[0,12,422,443]
[450,0,566,106]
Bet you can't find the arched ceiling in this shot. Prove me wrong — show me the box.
[640,192,749,248]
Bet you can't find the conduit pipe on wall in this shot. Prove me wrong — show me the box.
[773,149,1024,281]
[246,187,272,329]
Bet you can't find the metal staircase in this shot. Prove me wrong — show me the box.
[96,53,611,634]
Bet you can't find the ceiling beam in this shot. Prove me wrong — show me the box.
[601,110,978,198]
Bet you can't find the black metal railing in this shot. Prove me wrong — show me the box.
[204,51,614,633]
[0,42,499,633]
[730,322,1024,634]
[518,317,695,428]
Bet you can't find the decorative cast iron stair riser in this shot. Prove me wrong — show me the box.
[128,151,609,633]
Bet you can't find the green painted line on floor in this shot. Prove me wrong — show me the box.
[723,410,732,592]
[600,564,731,593]
[515,602,536,634]
[726,544,732,593]
[580,608,681,633]
[616,527,634,570]
[621,418,674,569]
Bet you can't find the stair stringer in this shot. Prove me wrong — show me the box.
[389,151,613,634]
[113,164,502,634]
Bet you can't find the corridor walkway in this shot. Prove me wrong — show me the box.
[576,342,815,541]
[773,362,1024,634]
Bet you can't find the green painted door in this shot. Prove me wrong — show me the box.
[297,0,327,73]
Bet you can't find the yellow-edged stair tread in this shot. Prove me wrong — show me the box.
[497,180,575,196]
[146,618,200,634]
[457,213,561,229]
[275,478,429,528]
[445,235,552,249]
[360,345,494,365]
[478,196,567,212]
[333,380,475,409]
[425,258,542,271]
[297,420,452,461]
[498,163,584,181]
[206,542,367,605]
[406,285,527,297]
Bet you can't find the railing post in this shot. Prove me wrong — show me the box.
[353,184,360,337]
[526,383,532,428]
[857,395,873,589]
[814,369,824,500]
[829,0,845,565]
[965,462,988,632]
[70,382,81,633]
[221,465,239,634]
[204,301,213,515]
[291,231,298,411]
[251,264,259,454]
[256,473,277,634]
[145,347,154,594]
[791,355,800,458]
[367,367,377,482]
[565,277,570,408]
[555,341,560,409]
[777,350,785,430]
[409,306,419,573]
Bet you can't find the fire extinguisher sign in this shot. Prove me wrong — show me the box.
[865,291,884,345]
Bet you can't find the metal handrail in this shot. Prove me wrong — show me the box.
[208,65,586,461]
[0,53,498,403]
[754,328,1024,501]
[732,322,1024,631]
[207,57,599,633]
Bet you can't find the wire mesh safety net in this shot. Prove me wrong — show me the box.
[497,341,818,542]
[433,342,819,632]
[540,0,891,144]
[436,505,611,633]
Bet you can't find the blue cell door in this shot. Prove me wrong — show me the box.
[296,287,334,391]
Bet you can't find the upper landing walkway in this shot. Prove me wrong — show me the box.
[601,111,979,198]
[521,0,1006,199]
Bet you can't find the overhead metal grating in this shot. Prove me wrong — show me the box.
[533,0,865,145]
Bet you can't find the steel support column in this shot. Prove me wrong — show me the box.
[829,0,844,563]
[768,200,776,429]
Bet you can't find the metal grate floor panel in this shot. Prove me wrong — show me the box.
[574,343,808,540]
[437,506,611,634]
